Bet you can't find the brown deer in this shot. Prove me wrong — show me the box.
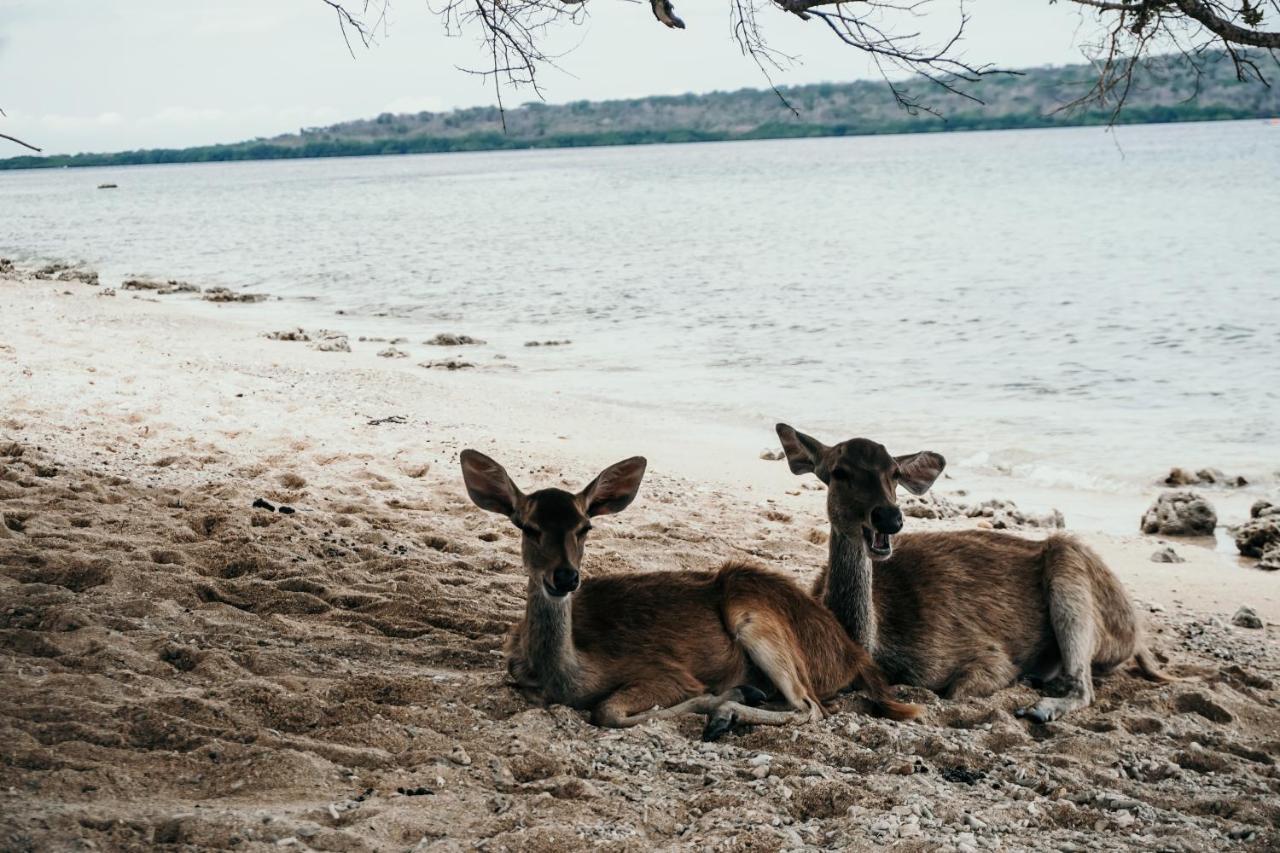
[775,424,1172,723]
[460,449,920,738]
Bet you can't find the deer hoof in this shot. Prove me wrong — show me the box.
[702,709,738,742]
[737,685,769,707]
[1015,703,1055,725]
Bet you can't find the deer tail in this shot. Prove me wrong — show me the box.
[1133,645,1185,683]
[854,648,922,721]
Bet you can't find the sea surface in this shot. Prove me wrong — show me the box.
[3,120,1278,507]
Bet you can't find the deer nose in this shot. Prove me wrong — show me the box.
[551,566,580,595]
[871,506,903,535]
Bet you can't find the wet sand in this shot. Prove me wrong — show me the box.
[1,268,1277,851]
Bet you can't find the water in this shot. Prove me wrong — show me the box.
[3,120,1278,498]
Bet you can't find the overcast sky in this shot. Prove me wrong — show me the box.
[2,0,1100,156]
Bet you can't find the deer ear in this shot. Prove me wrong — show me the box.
[581,456,647,517]
[460,450,524,519]
[894,451,946,495]
[776,423,829,477]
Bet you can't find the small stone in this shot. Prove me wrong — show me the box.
[424,333,485,346]
[203,285,267,303]
[1251,500,1278,519]
[1164,467,1245,487]
[759,448,785,461]
[1140,491,1216,536]
[1150,546,1186,563]
[264,328,310,342]
[377,347,408,359]
[1231,606,1263,629]
[420,359,475,370]
[449,747,472,766]
[311,330,351,353]
[1232,516,1280,558]
[123,277,199,295]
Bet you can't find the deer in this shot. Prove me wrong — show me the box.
[774,424,1173,723]
[459,448,921,739]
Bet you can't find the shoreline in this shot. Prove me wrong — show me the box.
[1,261,1275,619]
[2,262,1279,850]
[5,252,1276,517]
[3,114,1276,173]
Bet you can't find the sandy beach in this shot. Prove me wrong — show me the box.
[2,265,1277,851]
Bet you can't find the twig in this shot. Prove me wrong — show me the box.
[0,132,41,153]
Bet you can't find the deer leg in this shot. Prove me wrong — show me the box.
[728,608,824,723]
[701,699,810,741]
[594,680,742,729]
[1018,580,1096,724]
[946,645,1019,699]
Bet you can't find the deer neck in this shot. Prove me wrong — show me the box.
[826,528,878,655]
[522,578,583,701]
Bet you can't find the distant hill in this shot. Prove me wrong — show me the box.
[4,54,1277,170]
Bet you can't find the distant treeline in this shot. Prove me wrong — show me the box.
[4,55,1277,171]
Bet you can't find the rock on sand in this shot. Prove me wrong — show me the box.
[424,333,485,346]
[1140,491,1216,536]
[1232,606,1263,629]
[1164,467,1247,488]
[1150,546,1186,563]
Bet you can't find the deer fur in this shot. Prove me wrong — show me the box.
[460,449,920,738]
[776,424,1172,723]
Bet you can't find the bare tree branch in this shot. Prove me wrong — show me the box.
[1173,0,1280,48]
[0,104,42,152]
[1048,0,1277,119]
[0,131,42,153]
[315,0,1279,123]
[319,0,383,56]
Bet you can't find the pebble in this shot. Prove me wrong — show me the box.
[449,747,473,766]
[1231,606,1263,629]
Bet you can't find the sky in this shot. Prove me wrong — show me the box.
[1,0,1103,156]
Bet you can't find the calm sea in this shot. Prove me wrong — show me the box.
[3,120,1278,500]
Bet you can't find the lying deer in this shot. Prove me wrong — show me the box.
[775,424,1172,723]
[460,449,920,738]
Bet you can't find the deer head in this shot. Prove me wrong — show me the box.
[775,424,944,560]
[460,450,647,596]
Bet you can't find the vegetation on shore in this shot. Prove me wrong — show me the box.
[4,54,1276,170]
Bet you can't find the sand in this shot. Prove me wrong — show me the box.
[1,267,1277,852]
